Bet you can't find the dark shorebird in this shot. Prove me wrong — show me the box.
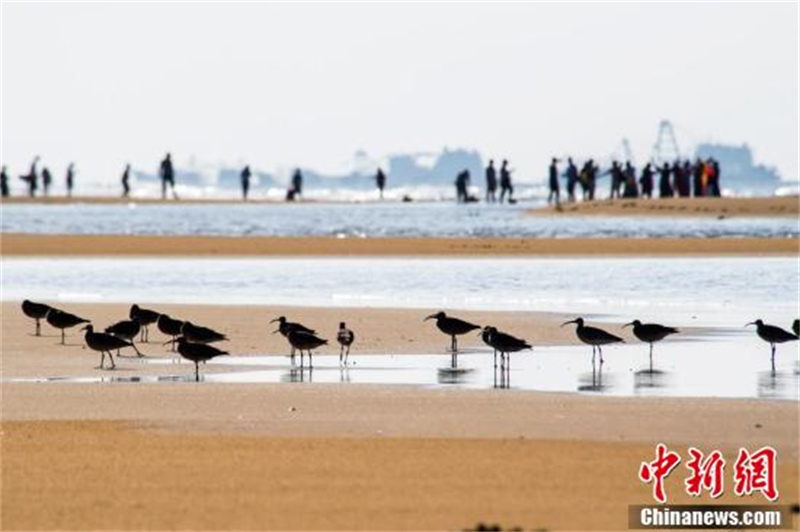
[424,311,480,356]
[104,319,142,356]
[480,326,531,370]
[129,304,160,342]
[746,319,798,372]
[561,317,623,364]
[287,329,327,368]
[22,299,53,336]
[181,321,227,344]
[271,316,315,360]
[157,314,185,351]
[46,309,90,344]
[176,336,229,382]
[83,325,141,369]
[337,322,355,366]
[623,320,678,369]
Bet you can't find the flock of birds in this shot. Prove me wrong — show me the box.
[21,300,800,382]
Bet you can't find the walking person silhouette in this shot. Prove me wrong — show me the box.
[499,160,514,203]
[548,158,560,206]
[240,165,251,200]
[121,164,131,198]
[485,160,497,203]
[65,163,75,197]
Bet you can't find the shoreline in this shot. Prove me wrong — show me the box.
[2,233,798,256]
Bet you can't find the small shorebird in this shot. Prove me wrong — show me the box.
[83,325,141,369]
[623,320,678,369]
[181,321,227,344]
[287,329,327,368]
[157,314,185,351]
[271,316,315,361]
[746,319,798,372]
[561,317,623,364]
[46,309,90,344]
[424,311,480,356]
[129,304,160,342]
[104,319,142,356]
[337,322,355,366]
[480,326,531,369]
[22,299,53,336]
[176,337,229,382]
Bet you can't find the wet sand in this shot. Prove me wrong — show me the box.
[530,195,800,218]
[1,301,798,530]
[2,233,798,256]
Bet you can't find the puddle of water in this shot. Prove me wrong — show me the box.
[9,333,799,400]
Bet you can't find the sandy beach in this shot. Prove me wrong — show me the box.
[2,301,798,530]
[529,196,800,218]
[2,233,798,256]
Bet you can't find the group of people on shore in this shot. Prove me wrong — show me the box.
[546,157,722,206]
[456,159,517,204]
[1,158,76,198]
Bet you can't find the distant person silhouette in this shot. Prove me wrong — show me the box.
[42,167,52,196]
[241,165,252,200]
[587,159,598,200]
[709,158,721,197]
[121,164,131,198]
[548,158,560,206]
[292,169,303,198]
[485,160,497,202]
[658,162,673,198]
[65,163,75,197]
[1,165,9,197]
[622,161,638,198]
[375,167,387,199]
[680,160,692,197]
[499,160,514,203]
[565,157,578,202]
[692,158,704,197]
[20,156,39,197]
[160,153,177,200]
[639,163,654,199]
[455,169,471,203]
[609,161,623,199]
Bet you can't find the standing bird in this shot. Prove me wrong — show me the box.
[104,319,142,356]
[157,314,185,351]
[83,325,141,370]
[623,320,678,370]
[746,319,798,372]
[271,316,315,361]
[176,337,229,382]
[424,311,480,362]
[286,329,327,368]
[480,326,531,369]
[337,322,355,366]
[22,299,53,336]
[561,317,623,364]
[129,304,160,342]
[181,321,227,344]
[46,309,90,344]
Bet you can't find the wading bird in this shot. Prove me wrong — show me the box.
[623,320,678,370]
[561,317,623,364]
[105,319,142,356]
[271,316,315,361]
[746,319,798,372]
[176,336,229,382]
[287,329,327,368]
[130,304,160,342]
[46,308,90,344]
[480,326,531,369]
[157,314,184,351]
[337,322,355,366]
[21,299,53,336]
[181,321,227,344]
[83,325,141,370]
[424,311,480,362]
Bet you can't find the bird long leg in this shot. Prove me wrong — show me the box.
[309,350,314,368]
[98,351,105,369]
[194,361,200,382]
[108,351,116,370]
[35,318,41,336]
[61,329,65,345]
[339,345,344,366]
[771,344,776,373]
[598,346,604,365]
[591,345,596,364]
[649,343,654,372]
[300,350,304,368]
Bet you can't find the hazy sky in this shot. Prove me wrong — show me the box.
[2,1,798,184]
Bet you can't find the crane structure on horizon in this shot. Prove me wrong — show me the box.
[651,120,681,165]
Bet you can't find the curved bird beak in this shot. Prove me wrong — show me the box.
[80,325,90,331]
[162,340,173,346]
[560,319,577,327]
[269,318,279,324]
[424,314,436,322]
[744,322,756,327]
[622,322,634,328]
[272,329,280,334]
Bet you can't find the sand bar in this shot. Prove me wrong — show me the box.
[2,233,798,256]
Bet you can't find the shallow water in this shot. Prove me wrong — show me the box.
[9,332,799,400]
[2,257,797,326]
[1,202,797,238]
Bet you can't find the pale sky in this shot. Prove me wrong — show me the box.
[2,1,798,184]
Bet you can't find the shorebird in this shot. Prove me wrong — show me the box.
[746,319,798,372]
[561,317,623,364]
[337,322,355,366]
[287,329,327,368]
[157,314,184,351]
[176,336,229,382]
[425,311,480,356]
[22,299,53,336]
[480,326,531,369]
[46,309,90,344]
[129,304,160,342]
[104,319,142,356]
[83,325,141,369]
[271,316,315,360]
[623,320,678,370]
[181,321,227,344]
